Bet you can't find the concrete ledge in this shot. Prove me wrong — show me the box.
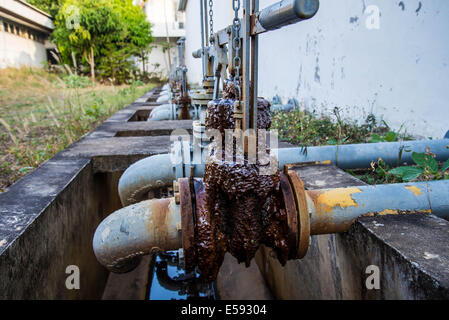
[0,87,176,299]
[255,165,449,299]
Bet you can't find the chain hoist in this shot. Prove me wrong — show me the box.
[232,0,241,100]
[209,0,214,44]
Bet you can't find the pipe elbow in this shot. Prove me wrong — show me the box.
[118,154,176,206]
[93,198,182,273]
[156,95,170,104]
[148,109,172,121]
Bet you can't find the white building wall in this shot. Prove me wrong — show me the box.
[184,0,235,85]
[145,0,185,37]
[183,0,449,139]
[143,43,178,80]
[142,0,185,77]
[0,30,47,68]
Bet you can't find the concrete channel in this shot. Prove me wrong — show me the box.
[0,87,448,299]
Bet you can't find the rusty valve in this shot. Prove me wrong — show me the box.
[175,166,312,276]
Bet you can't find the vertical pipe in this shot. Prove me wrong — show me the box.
[251,0,259,130]
[199,0,206,81]
[203,0,209,46]
[243,0,251,131]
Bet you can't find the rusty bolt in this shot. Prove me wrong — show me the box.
[175,192,180,204]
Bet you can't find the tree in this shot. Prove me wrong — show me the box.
[51,0,153,83]
[111,0,153,75]
[27,0,64,17]
[52,0,123,81]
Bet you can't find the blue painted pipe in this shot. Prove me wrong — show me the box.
[93,198,182,273]
[278,138,449,169]
[307,180,449,235]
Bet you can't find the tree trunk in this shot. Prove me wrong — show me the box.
[71,51,78,75]
[89,46,95,82]
[142,53,146,74]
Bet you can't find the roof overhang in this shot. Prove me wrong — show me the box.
[0,0,54,34]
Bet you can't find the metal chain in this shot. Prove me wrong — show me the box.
[209,0,214,44]
[232,0,241,99]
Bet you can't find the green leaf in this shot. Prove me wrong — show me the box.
[412,152,438,173]
[389,166,424,182]
[369,134,383,143]
[442,159,449,172]
[385,131,398,142]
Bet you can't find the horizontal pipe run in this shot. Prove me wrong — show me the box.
[93,198,182,273]
[306,180,449,235]
[277,139,449,169]
[118,138,448,206]
[258,0,319,31]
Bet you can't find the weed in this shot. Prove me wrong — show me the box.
[0,67,155,192]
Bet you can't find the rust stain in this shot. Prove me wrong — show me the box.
[315,188,362,213]
[405,185,423,196]
[148,198,171,242]
[363,208,432,217]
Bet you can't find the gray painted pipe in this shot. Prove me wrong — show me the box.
[157,94,170,104]
[307,180,449,235]
[93,198,182,273]
[150,104,172,116]
[258,0,320,31]
[118,138,449,206]
[118,154,177,206]
[118,153,206,206]
[148,109,173,121]
[97,178,449,274]
[277,138,449,169]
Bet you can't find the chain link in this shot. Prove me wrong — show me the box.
[232,0,241,99]
[209,0,214,44]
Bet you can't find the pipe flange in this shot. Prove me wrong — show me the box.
[178,178,197,272]
[286,169,310,259]
[280,173,298,259]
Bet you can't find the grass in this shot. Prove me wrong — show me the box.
[348,152,449,185]
[269,106,438,185]
[0,67,155,192]
[271,106,412,147]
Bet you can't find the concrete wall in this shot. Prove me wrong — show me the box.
[0,29,47,68]
[182,0,449,139]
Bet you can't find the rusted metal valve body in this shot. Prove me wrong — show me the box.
[171,81,311,282]
[175,167,311,282]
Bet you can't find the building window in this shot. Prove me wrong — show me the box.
[1,18,46,44]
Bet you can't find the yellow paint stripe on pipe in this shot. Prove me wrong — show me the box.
[317,188,362,213]
[405,185,423,196]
